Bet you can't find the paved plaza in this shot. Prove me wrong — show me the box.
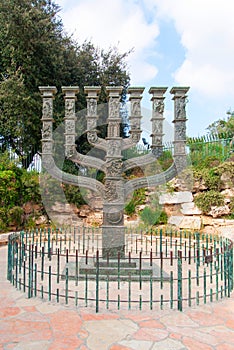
[0,243,234,350]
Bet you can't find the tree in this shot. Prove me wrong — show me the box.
[0,0,130,167]
[206,112,234,137]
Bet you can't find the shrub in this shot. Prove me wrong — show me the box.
[193,167,221,191]
[194,190,224,213]
[140,206,167,226]
[124,200,135,216]
[124,188,146,216]
[8,206,24,228]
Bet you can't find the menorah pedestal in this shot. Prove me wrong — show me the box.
[102,226,125,259]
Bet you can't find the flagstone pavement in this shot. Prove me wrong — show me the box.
[0,245,234,350]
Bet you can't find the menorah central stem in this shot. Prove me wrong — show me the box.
[102,87,125,258]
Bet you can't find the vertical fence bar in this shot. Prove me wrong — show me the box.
[65,267,68,305]
[188,269,191,307]
[48,266,51,301]
[170,271,173,309]
[150,275,153,310]
[204,268,207,304]
[57,248,60,284]
[96,250,99,313]
[216,266,219,301]
[34,263,37,297]
[41,246,44,281]
[128,273,131,310]
[177,250,182,311]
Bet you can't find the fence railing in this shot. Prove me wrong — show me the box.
[7,227,233,312]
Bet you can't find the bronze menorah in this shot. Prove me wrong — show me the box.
[39,85,189,258]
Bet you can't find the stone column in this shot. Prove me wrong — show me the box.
[149,87,167,157]
[170,87,189,172]
[84,86,101,144]
[127,87,145,143]
[62,87,79,158]
[39,86,57,167]
[103,86,125,258]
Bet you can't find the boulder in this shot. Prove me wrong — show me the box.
[181,202,202,215]
[35,215,47,225]
[179,216,202,230]
[159,191,193,205]
[168,215,201,230]
[208,205,230,218]
[168,216,183,227]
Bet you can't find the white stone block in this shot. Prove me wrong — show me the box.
[159,191,193,205]
[181,202,202,215]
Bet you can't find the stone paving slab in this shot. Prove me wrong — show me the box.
[0,245,234,350]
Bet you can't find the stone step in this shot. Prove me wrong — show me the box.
[79,267,153,276]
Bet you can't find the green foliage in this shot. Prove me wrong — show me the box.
[124,200,136,216]
[124,188,146,216]
[194,190,224,213]
[63,184,86,207]
[0,0,130,167]
[8,206,24,228]
[193,167,221,191]
[140,207,168,226]
[207,116,234,136]
[21,171,41,203]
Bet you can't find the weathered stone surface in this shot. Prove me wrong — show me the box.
[35,215,47,225]
[221,189,234,201]
[201,216,213,226]
[179,216,201,230]
[164,204,182,217]
[168,216,183,227]
[208,205,230,218]
[84,319,138,350]
[159,191,193,205]
[168,216,201,230]
[181,202,202,215]
[220,172,234,189]
[192,180,207,193]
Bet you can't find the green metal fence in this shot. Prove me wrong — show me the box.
[7,227,233,312]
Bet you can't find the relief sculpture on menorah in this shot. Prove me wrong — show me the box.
[39,85,189,259]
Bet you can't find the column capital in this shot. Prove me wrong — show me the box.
[170,87,189,98]
[39,86,57,98]
[149,87,167,99]
[127,87,145,99]
[84,86,101,98]
[106,86,123,98]
[62,86,79,98]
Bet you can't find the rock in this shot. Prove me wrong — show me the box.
[136,204,146,211]
[35,215,47,225]
[201,215,213,226]
[78,205,91,218]
[202,226,218,235]
[168,216,183,227]
[159,191,193,205]
[164,204,182,216]
[221,189,234,204]
[181,202,202,215]
[179,216,202,230]
[23,202,33,214]
[220,172,234,189]
[192,180,207,193]
[168,215,201,230]
[208,205,230,218]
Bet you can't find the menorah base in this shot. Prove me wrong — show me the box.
[102,226,125,259]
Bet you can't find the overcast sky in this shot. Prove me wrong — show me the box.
[56,0,234,140]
